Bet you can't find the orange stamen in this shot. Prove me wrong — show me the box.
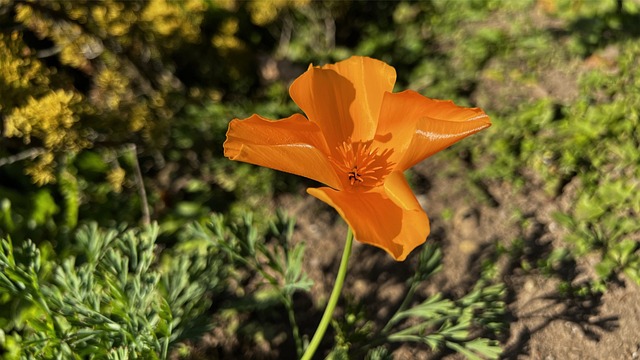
[331,139,394,187]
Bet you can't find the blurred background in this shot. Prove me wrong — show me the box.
[1,0,639,359]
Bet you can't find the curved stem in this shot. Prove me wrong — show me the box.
[128,144,150,226]
[301,227,353,360]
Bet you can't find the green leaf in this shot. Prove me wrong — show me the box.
[465,338,502,359]
[445,341,483,360]
[594,258,617,278]
[552,211,575,229]
[574,194,606,221]
[29,190,58,226]
[393,294,455,322]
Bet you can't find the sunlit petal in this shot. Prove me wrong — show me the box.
[374,90,430,167]
[224,114,343,189]
[307,185,429,261]
[323,56,396,142]
[290,57,396,148]
[396,100,491,171]
[414,97,490,122]
[289,66,355,150]
[383,171,422,211]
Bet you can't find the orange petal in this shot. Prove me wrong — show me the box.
[224,114,343,189]
[383,171,422,211]
[416,98,490,123]
[374,90,434,167]
[323,56,397,142]
[290,56,396,148]
[396,98,491,171]
[307,183,429,261]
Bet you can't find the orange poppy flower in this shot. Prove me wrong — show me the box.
[224,56,490,261]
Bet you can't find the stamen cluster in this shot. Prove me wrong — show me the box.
[332,139,393,187]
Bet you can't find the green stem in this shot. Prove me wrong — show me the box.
[161,317,171,360]
[382,280,419,333]
[284,296,304,357]
[301,227,353,360]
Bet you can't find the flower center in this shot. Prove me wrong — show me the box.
[331,139,394,188]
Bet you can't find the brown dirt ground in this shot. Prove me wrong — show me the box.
[273,152,640,360]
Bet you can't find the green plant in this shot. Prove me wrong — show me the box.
[0,222,226,359]
[471,22,640,287]
[187,211,312,357]
[330,243,506,360]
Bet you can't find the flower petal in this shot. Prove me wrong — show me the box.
[323,56,397,142]
[290,56,396,148]
[374,90,433,168]
[307,183,429,261]
[417,98,490,122]
[383,171,423,211]
[289,66,354,149]
[396,98,491,171]
[224,114,343,189]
